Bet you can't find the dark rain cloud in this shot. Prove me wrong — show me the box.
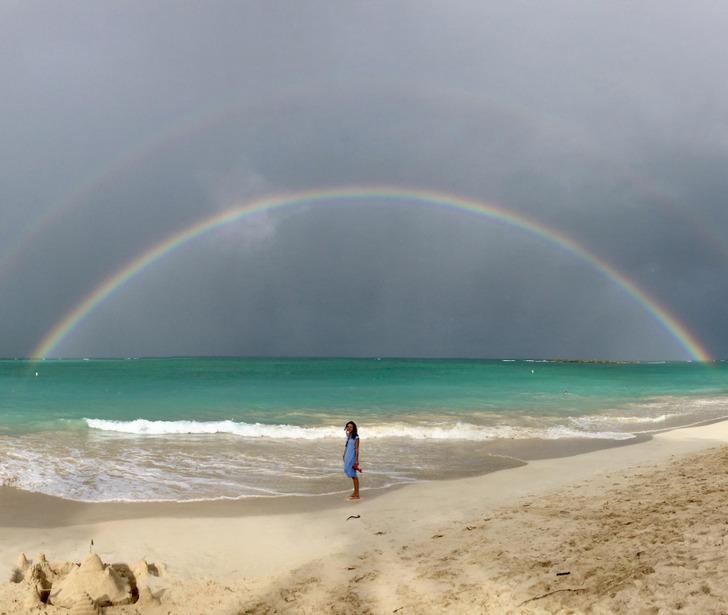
[1,0,727,360]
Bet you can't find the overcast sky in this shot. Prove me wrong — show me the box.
[2,1,727,360]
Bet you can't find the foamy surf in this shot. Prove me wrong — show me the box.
[569,413,681,428]
[84,418,635,441]
[84,418,342,439]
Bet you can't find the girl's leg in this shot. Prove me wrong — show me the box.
[352,477,360,499]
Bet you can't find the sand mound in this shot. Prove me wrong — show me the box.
[11,551,163,610]
[49,553,131,608]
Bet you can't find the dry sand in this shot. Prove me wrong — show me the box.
[2,421,728,613]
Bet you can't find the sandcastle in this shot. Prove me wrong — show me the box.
[49,552,131,608]
[11,551,163,611]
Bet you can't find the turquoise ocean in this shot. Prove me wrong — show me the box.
[1,358,727,502]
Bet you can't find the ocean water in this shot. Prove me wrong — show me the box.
[1,357,727,502]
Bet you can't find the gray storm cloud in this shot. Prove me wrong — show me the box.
[1,0,727,360]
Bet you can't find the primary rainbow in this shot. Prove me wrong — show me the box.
[32,186,712,361]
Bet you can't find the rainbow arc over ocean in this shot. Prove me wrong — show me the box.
[32,186,712,361]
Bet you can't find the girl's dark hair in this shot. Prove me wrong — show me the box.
[346,421,358,439]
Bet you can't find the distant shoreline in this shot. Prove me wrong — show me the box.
[3,355,720,363]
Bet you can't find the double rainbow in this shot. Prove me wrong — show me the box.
[32,186,711,361]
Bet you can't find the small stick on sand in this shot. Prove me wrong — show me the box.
[518,587,584,606]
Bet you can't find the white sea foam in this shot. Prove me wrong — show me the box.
[84,418,634,441]
[85,418,343,439]
[570,413,681,428]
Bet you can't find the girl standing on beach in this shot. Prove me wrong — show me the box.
[343,421,360,500]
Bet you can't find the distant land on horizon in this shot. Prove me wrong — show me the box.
[5,354,720,364]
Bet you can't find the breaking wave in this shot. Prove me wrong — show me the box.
[84,418,635,441]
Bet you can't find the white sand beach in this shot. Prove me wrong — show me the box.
[2,420,728,614]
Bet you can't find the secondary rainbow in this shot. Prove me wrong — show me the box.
[4,83,521,281]
[7,83,728,286]
[32,186,712,361]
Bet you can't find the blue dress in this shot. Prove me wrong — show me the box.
[343,435,358,478]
